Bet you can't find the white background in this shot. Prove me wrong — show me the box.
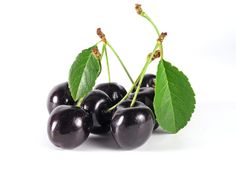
[0,0,235,176]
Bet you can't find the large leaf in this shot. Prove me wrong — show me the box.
[154,59,196,133]
[69,46,101,101]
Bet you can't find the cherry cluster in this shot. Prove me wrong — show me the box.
[47,74,158,150]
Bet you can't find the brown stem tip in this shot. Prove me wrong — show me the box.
[96,28,106,43]
[92,47,101,59]
[135,4,143,15]
[157,32,167,43]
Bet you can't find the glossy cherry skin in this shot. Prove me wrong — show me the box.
[47,82,75,113]
[111,100,155,149]
[141,74,156,88]
[129,87,159,130]
[81,90,113,135]
[47,105,92,149]
[94,82,127,105]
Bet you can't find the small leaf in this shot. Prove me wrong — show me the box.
[69,46,101,101]
[154,59,196,133]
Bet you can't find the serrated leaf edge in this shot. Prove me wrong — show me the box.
[154,59,196,133]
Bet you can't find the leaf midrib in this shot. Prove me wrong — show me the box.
[76,52,93,99]
[161,60,177,132]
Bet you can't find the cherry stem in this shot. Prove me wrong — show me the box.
[130,40,159,107]
[130,58,151,107]
[159,42,164,60]
[104,45,111,82]
[107,73,142,112]
[129,5,166,107]
[101,43,106,58]
[140,9,164,59]
[141,12,161,36]
[107,41,157,111]
[106,41,134,84]
[106,13,161,110]
[101,44,111,82]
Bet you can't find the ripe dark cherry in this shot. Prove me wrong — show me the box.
[141,74,156,88]
[129,87,159,130]
[47,105,92,149]
[81,90,113,135]
[47,82,75,113]
[111,100,155,149]
[94,82,127,105]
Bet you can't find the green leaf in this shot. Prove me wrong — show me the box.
[154,59,196,133]
[69,46,101,101]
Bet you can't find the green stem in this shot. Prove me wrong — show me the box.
[140,11,164,59]
[101,44,106,59]
[159,42,164,60]
[130,40,159,107]
[107,86,134,112]
[141,12,161,36]
[107,73,142,112]
[107,41,159,111]
[151,43,159,56]
[106,41,134,84]
[104,46,111,82]
[130,57,152,107]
